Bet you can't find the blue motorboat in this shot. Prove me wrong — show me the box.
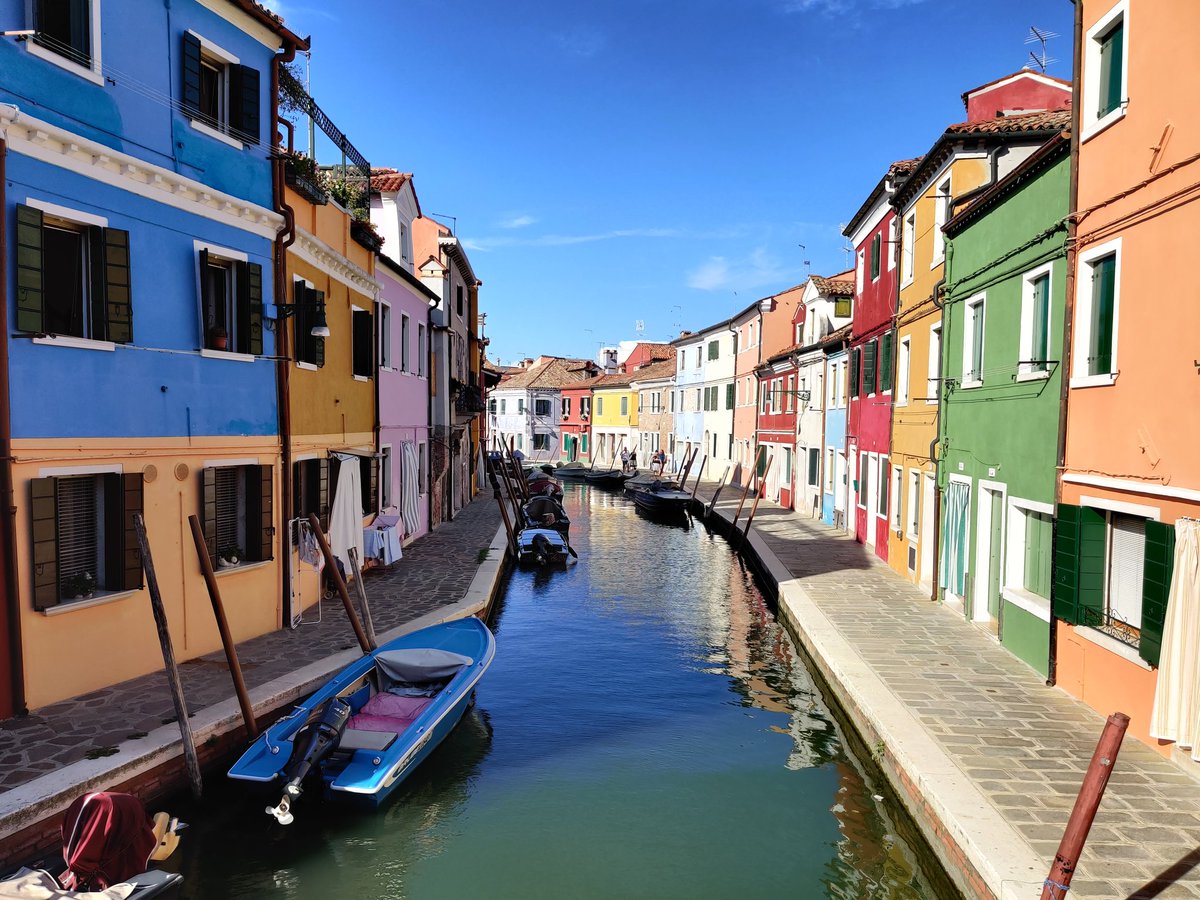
[228,617,495,822]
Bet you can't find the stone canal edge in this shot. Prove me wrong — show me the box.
[0,521,510,870]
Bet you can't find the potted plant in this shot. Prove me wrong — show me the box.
[218,546,244,568]
[350,209,384,251]
[62,571,95,600]
[209,326,228,351]
[283,152,328,205]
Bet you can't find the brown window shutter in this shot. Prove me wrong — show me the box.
[102,228,133,344]
[30,477,59,611]
[248,464,273,562]
[122,473,144,590]
[15,204,45,334]
[200,467,217,566]
[318,457,330,531]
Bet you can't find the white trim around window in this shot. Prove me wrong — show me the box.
[931,174,952,267]
[25,0,104,86]
[1071,237,1122,389]
[1081,0,1130,143]
[1017,261,1054,381]
[190,119,245,150]
[26,198,108,228]
[961,293,986,389]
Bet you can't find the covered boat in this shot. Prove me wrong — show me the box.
[229,618,495,821]
[626,481,693,517]
[526,468,564,500]
[522,496,570,536]
[553,463,592,481]
[584,468,631,488]
[516,527,572,566]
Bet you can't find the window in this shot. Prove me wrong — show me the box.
[890,466,903,533]
[707,340,719,361]
[834,292,852,319]
[399,223,410,262]
[870,232,881,281]
[533,433,550,451]
[29,0,100,80]
[928,323,942,402]
[887,216,898,271]
[181,33,260,145]
[725,383,735,410]
[670,391,675,412]
[201,464,273,569]
[785,375,795,413]
[293,457,328,530]
[352,308,373,377]
[879,332,893,393]
[1078,248,1119,380]
[760,385,770,414]
[620,396,629,417]
[199,247,263,354]
[597,397,604,416]
[902,212,916,283]
[562,397,571,418]
[695,347,701,368]
[15,203,133,344]
[963,296,985,386]
[398,311,409,372]
[932,176,951,262]
[907,470,921,539]
[456,285,464,317]
[897,337,911,405]
[379,306,392,369]
[877,457,889,517]
[293,280,325,367]
[380,446,393,509]
[418,443,427,493]
[808,448,820,487]
[581,397,592,418]
[516,434,523,450]
[864,340,878,395]
[489,398,497,415]
[856,249,865,293]
[849,347,861,397]
[1106,513,1146,629]
[1083,2,1128,136]
[30,472,144,610]
[417,324,426,376]
[499,398,507,415]
[535,398,552,417]
[1010,506,1053,600]
[858,457,869,510]
[1019,266,1052,377]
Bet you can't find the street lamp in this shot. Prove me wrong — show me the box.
[275,295,330,337]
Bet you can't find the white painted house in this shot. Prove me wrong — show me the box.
[489,356,598,462]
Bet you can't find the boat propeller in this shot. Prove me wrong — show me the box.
[266,698,351,824]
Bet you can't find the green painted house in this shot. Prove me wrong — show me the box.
[937,134,1070,676]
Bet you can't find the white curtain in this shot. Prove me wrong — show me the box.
[940,481,970,597]
[1150,519,1200,758]
[401,442,420,535]
[328,453,364,576]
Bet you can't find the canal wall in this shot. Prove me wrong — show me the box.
[0,519,510,872]
[694,497,1042,900]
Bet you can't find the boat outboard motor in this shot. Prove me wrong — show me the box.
[531,532,553,566]
[266,698,351,825]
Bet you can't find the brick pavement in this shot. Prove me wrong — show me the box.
[693,480,1200,899]
[0,496,500,794]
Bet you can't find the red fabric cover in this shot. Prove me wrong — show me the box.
[60,792,156,890]
[361,693,431,719]
[346,713,419,734]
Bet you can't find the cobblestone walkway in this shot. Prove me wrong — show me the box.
[693,481,1200,900]
[0,498,500,794]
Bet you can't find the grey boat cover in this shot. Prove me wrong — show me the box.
[375,648,473,686]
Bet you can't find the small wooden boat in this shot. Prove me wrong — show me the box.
[585,468,632,488]
[526,471,564,500]
[626,481,693,517]
[229,618,495,821]
[553,464,593,481]
[522,496,570,536]
[517,527,572,566]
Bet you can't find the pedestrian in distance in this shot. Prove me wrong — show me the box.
[621,447,630,473]
[629,448,638,472]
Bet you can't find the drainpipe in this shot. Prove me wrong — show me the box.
[929,268,948,605]
[1049,0,1084,688]
[271,42,300,621]
[0,138,26,716]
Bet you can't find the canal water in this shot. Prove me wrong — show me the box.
[167,483,953,899]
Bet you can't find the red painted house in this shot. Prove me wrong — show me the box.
[842,157,920,561]
[560,378,596,464]
[756,347,800,510]
[618,341,674,373]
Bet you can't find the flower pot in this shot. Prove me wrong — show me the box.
[218,557,239,569]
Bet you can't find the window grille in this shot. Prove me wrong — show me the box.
[57,476,99,585]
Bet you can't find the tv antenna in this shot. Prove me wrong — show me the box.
[635,320,645,335]
[1025,26,1058,73]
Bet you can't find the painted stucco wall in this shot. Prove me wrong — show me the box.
[672,338,705,457]
[796,352,825,518]
[823,349,848,528]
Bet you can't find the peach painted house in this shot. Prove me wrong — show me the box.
[1054,0,1200,765]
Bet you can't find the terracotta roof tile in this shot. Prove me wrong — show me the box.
[628,359,677,383]
[809,274,855,297]
[890,156,923,177]
[945,108,1071,136]
[497,357,597,390]
[371,169,414,193]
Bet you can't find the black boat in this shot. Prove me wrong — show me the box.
[625,481,693,516]
[522,495,571,536]
[585,468,632,488]
[554,464,593,481]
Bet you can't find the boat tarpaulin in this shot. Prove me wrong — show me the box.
[376,648,473,686]
[60,793,156,891]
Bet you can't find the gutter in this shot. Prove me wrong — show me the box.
[929,266,948,605]
[0,137,26,716]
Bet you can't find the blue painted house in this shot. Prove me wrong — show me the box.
[0,0,306,712]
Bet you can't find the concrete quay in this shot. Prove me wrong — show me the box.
[690,479,1200,900]
[0,497,506,870]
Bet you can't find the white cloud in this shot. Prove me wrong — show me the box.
[686,249,796,293]
[498,214,537,229]
[777,0,927,12]
[463,227,686,252]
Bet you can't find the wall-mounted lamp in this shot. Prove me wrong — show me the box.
[275,297,330,337]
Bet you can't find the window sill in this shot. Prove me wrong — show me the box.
[296,361,319,371]
[33,335,115,352]
[215,559,271,576]
[1015,369,1052,383]
[27,41,104,86]
[1069,373,1117,390]
[353,375,371,382]
[42,588,140,617]
[1072,622,1151,671]
[960,379,984,390]
[1001,587,1051,623]
[190,119,245,151]
[1081,106,1126,144]
[201,348,255,362]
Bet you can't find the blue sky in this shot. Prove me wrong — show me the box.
[268,0,1073,366]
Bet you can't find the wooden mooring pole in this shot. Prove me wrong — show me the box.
[677,447,697,488]
[346,548,378,650]
[706,465,732,518]
[307,513,374,653]
[688,454,708,499]
[486,456,518,552]
[731,446,764,531]
[1040,712,1130,899]
[186,515,257,740]
[134,513,203,799]
[740,454,774,545]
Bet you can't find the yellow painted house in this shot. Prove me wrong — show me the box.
[888,73,1071,596]
[590,373,638,466]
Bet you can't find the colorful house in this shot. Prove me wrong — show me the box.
[631,358,677,463]
[1055,0,1200,761]
[2,0,304,712]
[591,373,638,466]
[888,72,1071,595]
[940,134,1070,677]
[822,337,850,529]
[756,350,800,509]
[843,158,920,560]
[560,380,595,464]
[732,291,798,486]
[489,356,596,461]
[670,330,707,473]
[697,321,737,480]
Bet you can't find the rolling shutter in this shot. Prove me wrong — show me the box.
[1139,520,1175,667]
[229,64,260,145]
[30,477,59,611]
[200,467,218,566]
[1052,504,1105,627]
[181,31,202,118]
[102,228,132,344]
[15,204,45,334]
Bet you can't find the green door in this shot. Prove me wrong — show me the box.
[987,492,1004,619]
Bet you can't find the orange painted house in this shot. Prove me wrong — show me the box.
[1054,0,1200,763]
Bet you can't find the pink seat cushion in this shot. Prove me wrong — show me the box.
[346,713,416,734]
[362,693,432,719]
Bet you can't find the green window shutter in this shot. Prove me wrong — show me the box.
[726,383,734,410]
[318,457,331,532]
[880,332,893,392]
[247,464,273,562]
[1031,274,1050,371]
[101,227,132,343]
[864,340,878,394]
[200,468,218,567]
[181,31,202,118]
[870,233,881,280]
[1053,504,1106,626]
[30,477,59,611]
[707,340,718,360]
[117,473,144,591]
[850,348,860,397]
[15,204,45,334]
[229,64,260,145]
[312,289,326,368]
[582,434,588,453]
[835,296,852,318]
[1098,21,1124,118]
[1090,255,1115,375]
[1140,520,1175,667]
